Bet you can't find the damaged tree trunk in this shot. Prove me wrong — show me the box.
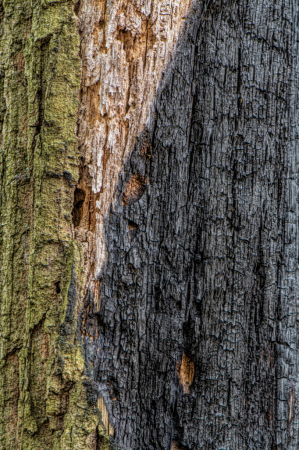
[0,0,299,449]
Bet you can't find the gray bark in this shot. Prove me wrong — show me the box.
[78,0,299,449]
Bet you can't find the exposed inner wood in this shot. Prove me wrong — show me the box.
[176,354,195,394]
[74,0,193,290]
[74,0,299,448]
[122,174,147,206]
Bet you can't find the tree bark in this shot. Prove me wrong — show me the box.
[0,0,299,449]
[0,1,99,449]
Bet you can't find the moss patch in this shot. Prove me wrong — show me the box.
[0,1,103,448]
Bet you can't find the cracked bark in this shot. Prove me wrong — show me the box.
[78,0,299,449]
[0,0,299,449]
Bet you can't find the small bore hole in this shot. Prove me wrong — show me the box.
[55,281,61,294]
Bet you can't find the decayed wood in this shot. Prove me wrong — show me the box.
[74,0,193,289]
[76,0,299,448]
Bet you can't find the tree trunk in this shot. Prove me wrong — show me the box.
[0,0,298,449]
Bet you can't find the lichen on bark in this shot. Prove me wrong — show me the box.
[0,1,103,448]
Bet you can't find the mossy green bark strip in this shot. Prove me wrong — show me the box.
[0,1,101,448]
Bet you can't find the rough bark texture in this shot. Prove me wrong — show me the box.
[0,1,100,449]
[0,0,299,449]
[78,0,299,449]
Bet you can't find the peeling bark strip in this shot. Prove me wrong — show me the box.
[0,0,299,450]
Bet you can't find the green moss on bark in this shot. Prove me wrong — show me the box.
[0,1,103,448]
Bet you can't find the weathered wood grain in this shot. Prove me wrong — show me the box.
[77,0,299,448]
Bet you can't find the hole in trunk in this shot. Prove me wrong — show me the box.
[55,281,61,294]
[72,188,86,227]
[74,0,81,15]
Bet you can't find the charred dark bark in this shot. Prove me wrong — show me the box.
[82,0,299,449]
